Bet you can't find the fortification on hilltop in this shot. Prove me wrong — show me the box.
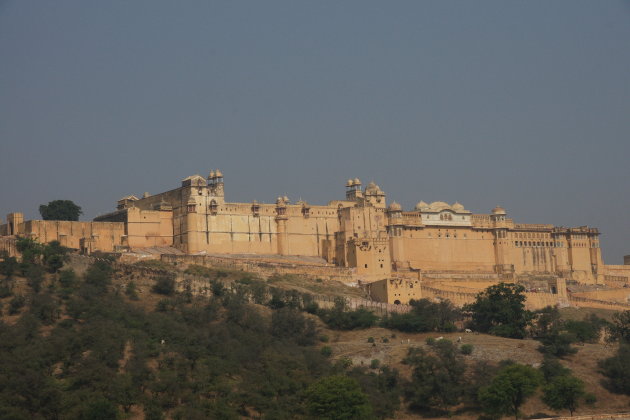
[2,170,628,304]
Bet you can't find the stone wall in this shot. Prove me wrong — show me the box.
[160,254,356,283]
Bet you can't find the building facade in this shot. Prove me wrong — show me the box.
[1,171,605,285]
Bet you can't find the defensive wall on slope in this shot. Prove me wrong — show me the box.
[0,237,17,258]
[160,254,356,283]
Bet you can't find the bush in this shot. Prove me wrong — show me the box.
[319,335,329,343]
[305,376,372,420]
[367,337,375,343]
[538,332,578,358]
[382,298,461,333]
[460,344,474,355]
[152,275,176,296]
[317,307,378,330]
[125,281,139,300]
[9,295,26,315]
[320,346,332,357]
[584,393,597,405]
[370,359,380,369]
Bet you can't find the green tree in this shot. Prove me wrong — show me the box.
[404,340,467,414]
[464,282,533,339]
[0,252,19,278]
[16,237,43,265]
[305,375,372,420]
[540,355,570,382]
[39,200,82,221]
[42,241,68,273]
[478,363,542,420]
[542,375,585,416]
[382,298,461,333]
[538,331,578,358]
[608,310,630,343]
[599,344,630,395]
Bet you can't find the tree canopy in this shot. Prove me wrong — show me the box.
[305,375,372,420]
[478,363,542,420]
[464,282,533,339]
[39,200,82,221]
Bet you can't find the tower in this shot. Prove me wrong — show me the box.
[491,206,512,275]
[185,196,200,254]
[208,169,225,204]
[345,178,363,201]
[275,196,288,255]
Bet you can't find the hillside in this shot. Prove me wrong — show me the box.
[1,250,630,419]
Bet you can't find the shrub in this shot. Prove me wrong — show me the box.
[460,344,474,355]
[382,298,461,333]
[152,275,176,296]
[319,335,329,343]
[317,307,378,330]
[584,393,597,405]
[125,281,139,300]
[320,346,332,357]
[367,337,375,343]
[370,359,380,369]
[9,295,26,315]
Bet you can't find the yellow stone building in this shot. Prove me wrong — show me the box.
[1,170,616,302]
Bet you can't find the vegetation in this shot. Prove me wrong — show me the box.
[316,298,378,330]
[464,282,533,339]
[381,298,460,333]
[478,363,542,420]
[39,199,83,221]
[1,252,620,419]
[599,344,630,395]
[304,375,372,420]
[542,374,585,416]
[533,306,607,358]
[607,310,630,343]
[404,339,466,415]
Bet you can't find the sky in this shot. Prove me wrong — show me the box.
[0,1,629,263]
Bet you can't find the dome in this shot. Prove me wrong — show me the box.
[252,200,259,205]
[353,177,361,185]
[429,201,451,211]
[208,170,215,179]
[388,201,402,211]
[452,202,464,211]
[346,179,353,187]
[215,169,223,178]
[276,197,285,205]
[414,200,428,210]
[492,205,506,215]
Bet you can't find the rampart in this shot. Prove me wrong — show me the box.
[0,237,18,258]
[160,254,356,283]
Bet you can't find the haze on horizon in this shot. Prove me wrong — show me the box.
[0,1,628,263]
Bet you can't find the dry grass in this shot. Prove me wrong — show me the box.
[321,326,630,419]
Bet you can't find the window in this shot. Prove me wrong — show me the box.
[364,264,368,268]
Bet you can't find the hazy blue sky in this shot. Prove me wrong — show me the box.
[1,1,628,263]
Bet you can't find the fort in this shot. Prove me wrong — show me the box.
[2,170,629,305]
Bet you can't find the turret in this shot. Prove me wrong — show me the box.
[207,169,225,203]
[345,178,364,201]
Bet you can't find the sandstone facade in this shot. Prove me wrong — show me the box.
[1,171,616,303]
